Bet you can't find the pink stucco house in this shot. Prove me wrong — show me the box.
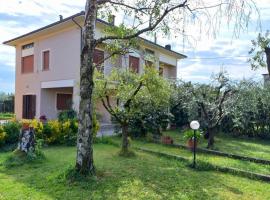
[3,12,186,128]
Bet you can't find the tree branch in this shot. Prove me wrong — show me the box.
[124,81,143,110]
[95,0,188,44]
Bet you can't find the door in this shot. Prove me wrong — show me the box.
[22,95,36,119]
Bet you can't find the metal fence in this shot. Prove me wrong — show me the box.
[0,98,14,113]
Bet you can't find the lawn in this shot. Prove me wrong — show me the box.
[164,130,270,160]
[0,144,270,200]
[0,113,14,120]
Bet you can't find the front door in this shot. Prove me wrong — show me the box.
[22,95,36,119]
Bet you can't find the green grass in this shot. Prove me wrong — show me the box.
[0,113,15,120]
[0,144,270,200]
[164,130,270,160]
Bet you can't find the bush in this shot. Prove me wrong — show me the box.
[183,129,202,142]
[0,126,6,146]
[58,110,77,122]
[46,120,62,144]
[62,120,78,146]
[3,121,21,144]
[145,132,154,142]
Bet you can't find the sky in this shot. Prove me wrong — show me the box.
[0,0,269,93]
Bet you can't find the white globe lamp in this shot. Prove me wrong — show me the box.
[190,120,200,130]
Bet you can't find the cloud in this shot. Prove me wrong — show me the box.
[0,0,269,93]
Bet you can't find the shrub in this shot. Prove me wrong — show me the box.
[183,129,202,141]
[3,121,21,144]
[0,126,6,146]
[145,132,154,142]
[58,110,77,122]
[62,120,78,146]
[46,120,61,144]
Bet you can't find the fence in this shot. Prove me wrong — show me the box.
[0,98,14,113]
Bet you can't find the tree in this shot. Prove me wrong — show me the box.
[94,68,171,154]
[77,0,257,175]
[182,72,235,148]
[249,31,270,75]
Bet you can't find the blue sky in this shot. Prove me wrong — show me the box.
[0,0,269,93]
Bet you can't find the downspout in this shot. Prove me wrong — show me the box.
[72,17,83,53]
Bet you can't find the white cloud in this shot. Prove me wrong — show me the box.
[0,0,269,92]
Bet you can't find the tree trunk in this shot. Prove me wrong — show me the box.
[121,124,129,153]
[75,0,97,175]
[265,47,270,75]
[207,127,215,149]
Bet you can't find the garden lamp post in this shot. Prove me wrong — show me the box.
[190,120,200,168]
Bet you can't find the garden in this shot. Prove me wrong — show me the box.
[1,69,270,199]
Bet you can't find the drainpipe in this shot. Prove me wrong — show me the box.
[72,17,83,53]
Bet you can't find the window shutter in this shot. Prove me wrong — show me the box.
[129,56,139,73]
[22,55,34,73]
[22,95,36,119]
[159,67,163,76]
[93,49,104,72]
[145,60,153,68]
[56,94,73,110]
[43,51,50,70]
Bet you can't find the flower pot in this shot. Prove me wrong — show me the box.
[161,136,174,145]
[22,123,30,130]
[187,138,197,150]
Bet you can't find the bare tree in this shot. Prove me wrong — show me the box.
[76,0,258,175]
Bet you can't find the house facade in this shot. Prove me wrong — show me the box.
[4,12,186,125]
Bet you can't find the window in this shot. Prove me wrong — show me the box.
[42,50,50,71]
[93,49,104,72]
[145,48,155,55]
[22,95,36,119]
[159,67,163,76]
[56,93,73,110]
[129,56,139,73]
[21,55,34,73]
[22,43,34,50]
[145,60,154,68]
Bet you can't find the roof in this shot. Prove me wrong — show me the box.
[3,11,187,59]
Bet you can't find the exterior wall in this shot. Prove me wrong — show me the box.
[13,22,180,121]
[15,27,80,120]
[40,87,73,119]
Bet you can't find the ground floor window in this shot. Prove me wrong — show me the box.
[56,93,73,110]
[22,95,36,119]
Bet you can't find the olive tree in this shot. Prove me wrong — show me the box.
[77,0,258,175]
[94,68,171,154]
[249,31,270,75]
[180,72,235,148]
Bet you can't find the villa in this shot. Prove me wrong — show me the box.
[3,11,186,127]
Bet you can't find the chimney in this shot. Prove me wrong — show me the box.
[59,15,63,21]
[108,15,115,25]
[165,44,171,50]
[154,33,157,43]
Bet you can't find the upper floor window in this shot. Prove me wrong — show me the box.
[159,67,163,76]
[22,43,34,50]
[129,56,139,73]
[42,50,50,71]
[145,60,154,68]
[21,55,34,74]
[93,49,104,73]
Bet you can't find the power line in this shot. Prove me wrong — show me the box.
[185,55,250,60]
